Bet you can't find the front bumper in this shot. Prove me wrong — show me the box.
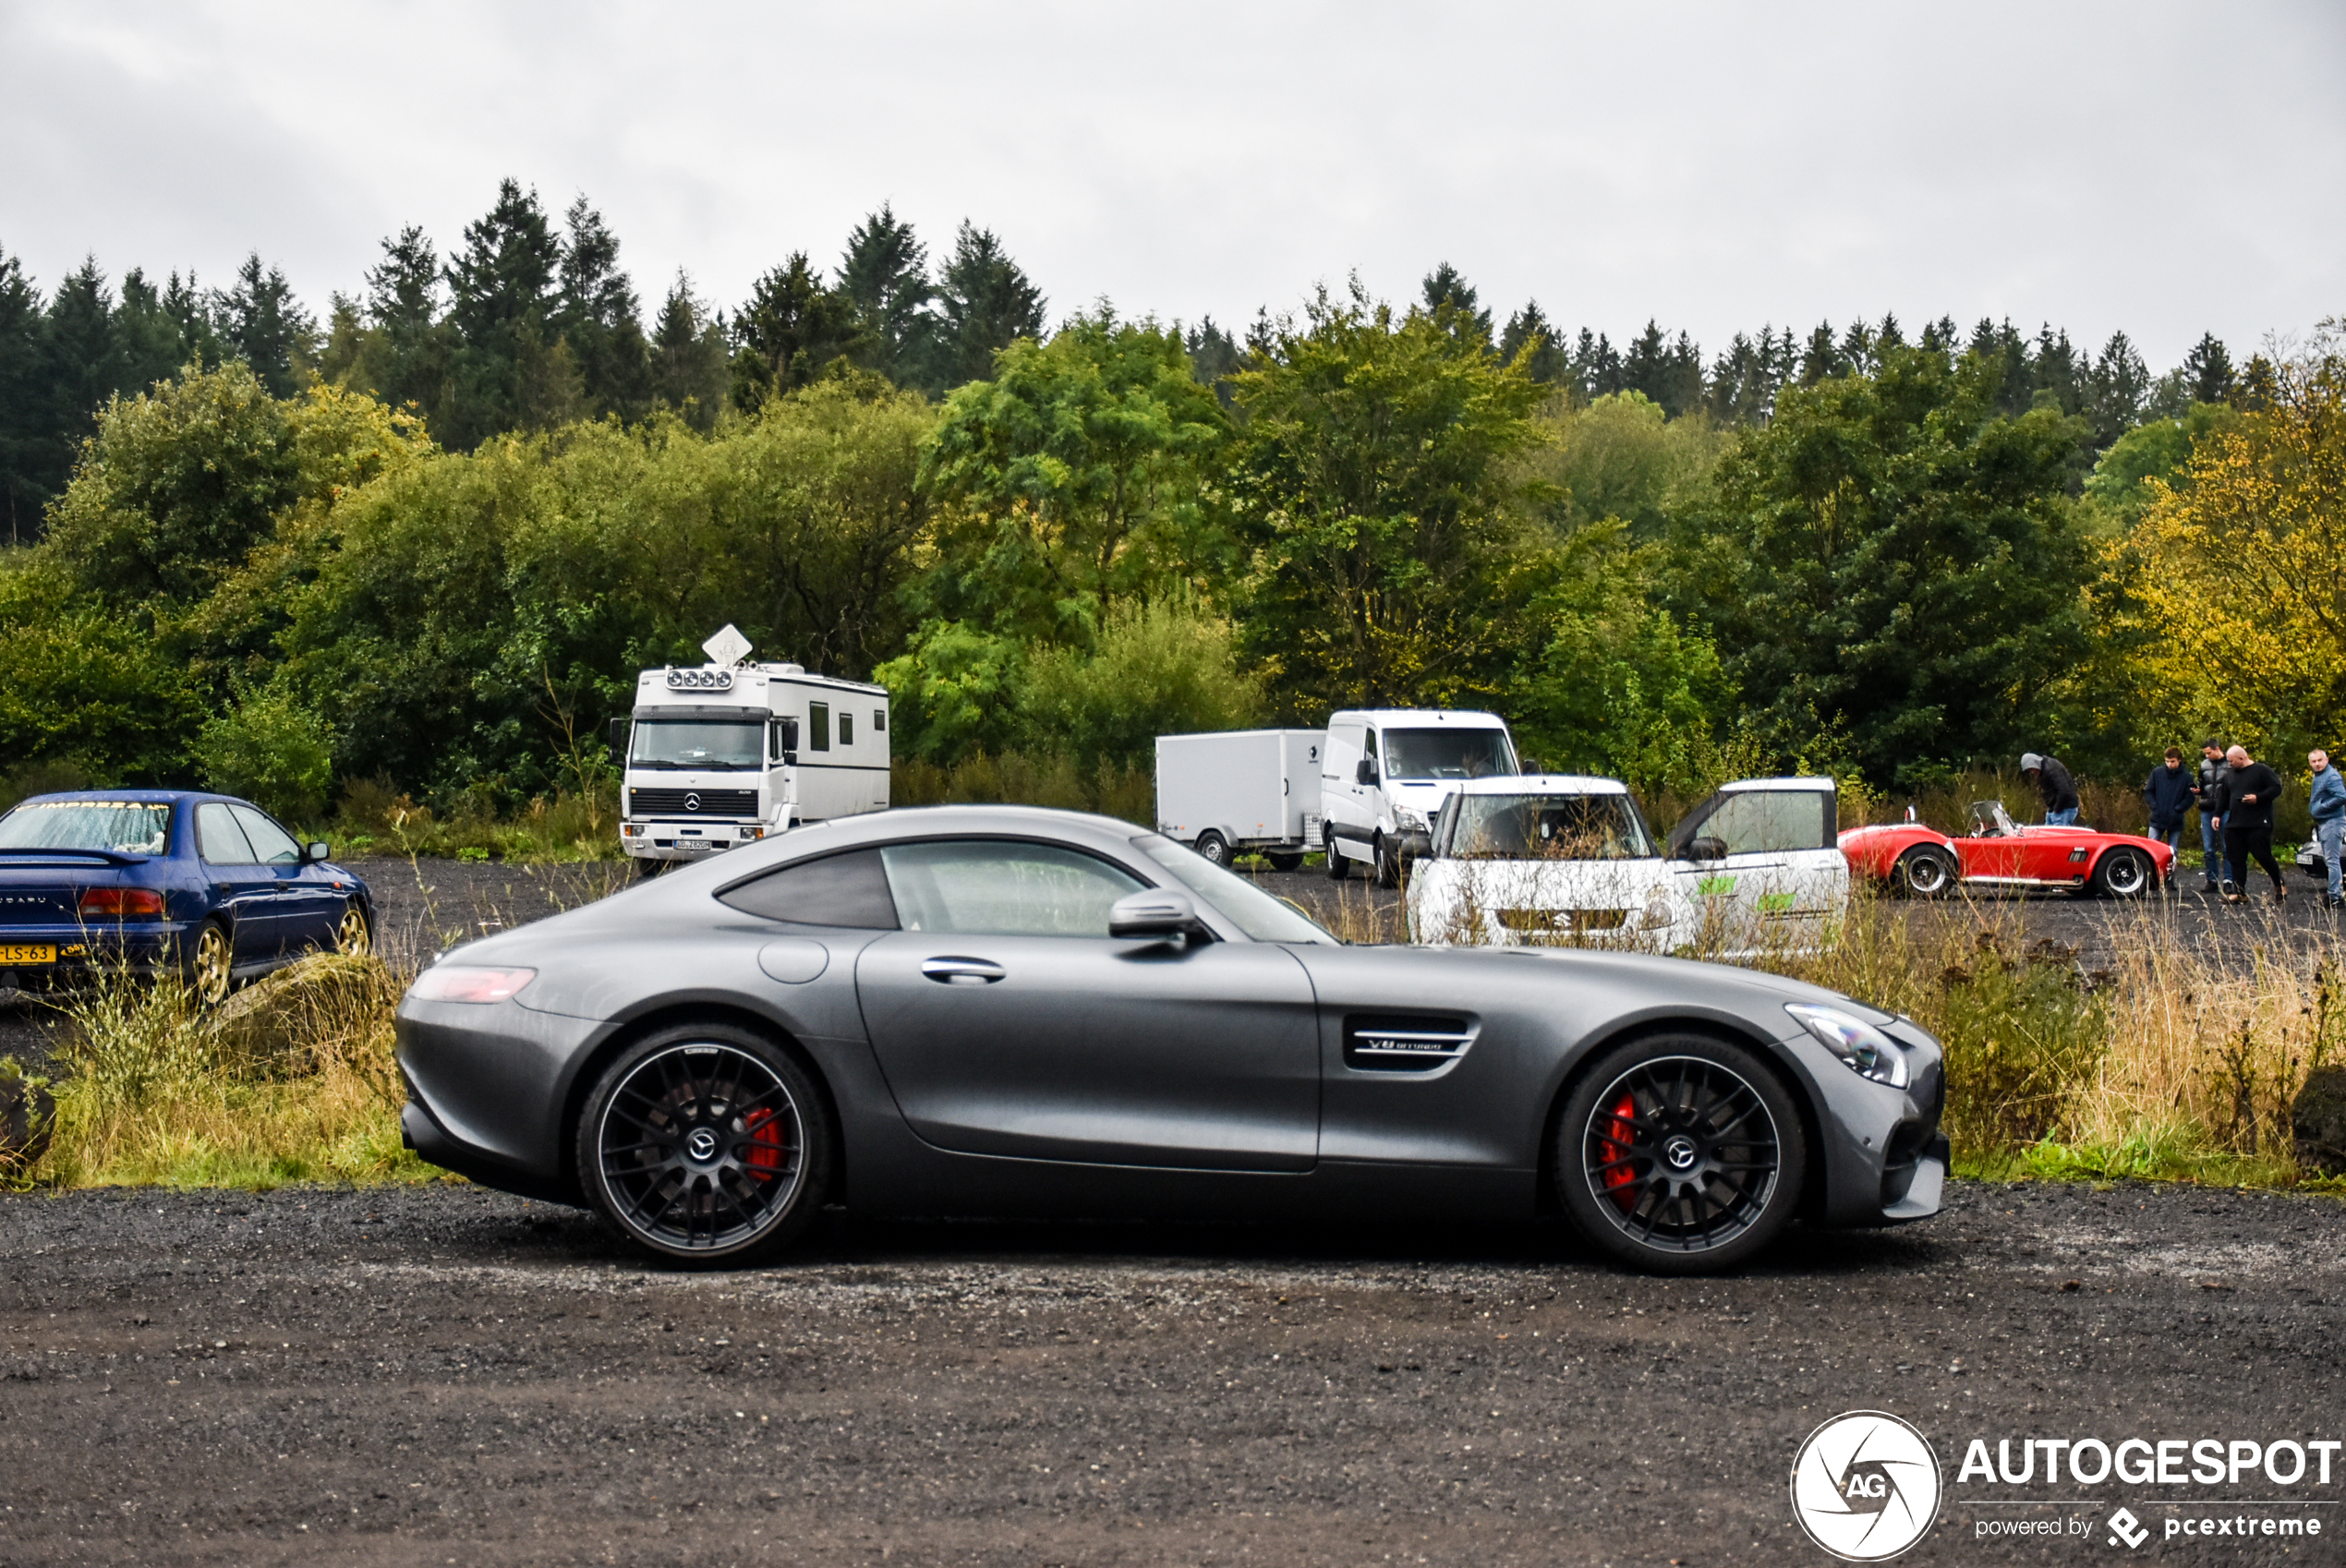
[1772,1019,1948,1228]
[621,819,770,862]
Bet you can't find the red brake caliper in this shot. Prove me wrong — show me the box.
[1599,1092,1640,1211]
[741,1108,790,1180]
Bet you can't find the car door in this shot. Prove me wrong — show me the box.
[232,804,339,953]
[1668,783,1839,945]
[193,802,279,960]
[853,838,1321,1172]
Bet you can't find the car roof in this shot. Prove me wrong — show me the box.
[1718,776,1835,792]
[7,789,225,806]
[1445,774,1629,796]
[761,802,1156,862]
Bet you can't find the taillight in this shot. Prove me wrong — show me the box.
[79,887,164,920]
[406,965,537,1004]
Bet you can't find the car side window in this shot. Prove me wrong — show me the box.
[877,840,1145,937]
[719,849,900,928]
[1703,792,1831,855]
[196,802,259,865]
[230,804,304,865]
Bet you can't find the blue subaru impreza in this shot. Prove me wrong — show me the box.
[0,790,374,1004]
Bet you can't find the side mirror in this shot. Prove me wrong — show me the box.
[1678,836,1728,862]
[609,718,629,758]
[771,717,800,765]
[1356,758,1380,786]
[304,840,333,864]
[1109,889,1202,943]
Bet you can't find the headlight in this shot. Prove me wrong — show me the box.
[1394,806,1429,833]
[1784,1002,1910,1089]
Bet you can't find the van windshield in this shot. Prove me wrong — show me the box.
[1444,793,1655,860]
[1384,728,1516,781]
[630,719,764,770]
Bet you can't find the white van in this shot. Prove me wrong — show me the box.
[1408,774,1847,956]
[1320,708,1518,886]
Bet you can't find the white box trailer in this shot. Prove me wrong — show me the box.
[1155,729,1324,869]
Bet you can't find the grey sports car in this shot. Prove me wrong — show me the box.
[395,805,1947,1273]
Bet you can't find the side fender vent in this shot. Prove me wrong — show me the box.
[1345,1014,1478,1072]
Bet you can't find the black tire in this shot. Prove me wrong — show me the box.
[2090,847,2153,899]
[632,857,663,881]
[577,1022,832,1266]
[1554,1032,1807,1274]
[1893,845,1957,899]
[1325,829,1350,881]
[183,918,233,1007]
[1193,831,1230,867]
[1373,832,1400,889]
[1265,851,1305,874]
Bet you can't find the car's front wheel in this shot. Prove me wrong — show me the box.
[334,899,372,957]
[2091,847,2153,899]
[578,1024,832,1265]
[1554,1032,1806,1273]
[1325,829,1349,881]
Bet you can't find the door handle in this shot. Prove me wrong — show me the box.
[921,957,1005,985]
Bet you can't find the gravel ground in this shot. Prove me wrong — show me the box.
[1,1182,2341,1565]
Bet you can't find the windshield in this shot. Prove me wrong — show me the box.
[0,801,173,855]
[629,718,763,771]
[1132,835,1340,945]
[1445,792,1656,860]
[1384,727,1516,781]
[1967,801,2016,838]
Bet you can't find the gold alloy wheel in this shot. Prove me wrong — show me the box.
[335,901,371,956]
[189,923,231,1007]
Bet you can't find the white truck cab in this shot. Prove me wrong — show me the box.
[1321,708,1518,886]
[615,627,889,872]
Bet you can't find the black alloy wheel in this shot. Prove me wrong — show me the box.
[1193,830,1231,867]
[1554,1033,1806,1273]
[1325,828,1349,881]
[2091,847,2152,899]
[1893,845,1957,899]
[578,1024,831,1264]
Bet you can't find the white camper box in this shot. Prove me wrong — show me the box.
[1155,729,1324,869]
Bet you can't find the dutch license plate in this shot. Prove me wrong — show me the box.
[0,944,56,964]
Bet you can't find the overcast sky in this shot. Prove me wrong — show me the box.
[4,1,2340,370]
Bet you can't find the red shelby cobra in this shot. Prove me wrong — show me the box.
[1839,801,2174,899]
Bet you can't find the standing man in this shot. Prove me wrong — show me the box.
[2020,752,2081,826]
[2143,747,2194,868]
[2215,743,2286,904]
[2310,748,2344,911]
[2194,739,2230,894]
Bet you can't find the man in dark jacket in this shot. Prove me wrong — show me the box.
[2215,744,2286,904]
[2194,739,2229,893]
[2020,753,2081,826]
[2143,748,2194,866]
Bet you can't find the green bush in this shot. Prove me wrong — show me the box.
[196,687,333,820]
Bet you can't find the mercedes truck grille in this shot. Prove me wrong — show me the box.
[628,787,759,817]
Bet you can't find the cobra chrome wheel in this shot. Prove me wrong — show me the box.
[334,899,372,956]
[1893,845,1956,899]
[1556,1035,1805,1273]
[2091,847,2151,899]
[578,1025,831,1264]
[186,920,232,1007]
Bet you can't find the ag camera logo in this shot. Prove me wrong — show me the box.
[1791,1411,1942,1561]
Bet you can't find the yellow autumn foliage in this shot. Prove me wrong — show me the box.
[2127,324,2346,751]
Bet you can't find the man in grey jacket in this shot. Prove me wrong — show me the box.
[2311,749,2344,911]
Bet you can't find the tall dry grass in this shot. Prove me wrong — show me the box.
[33,953,431,1189]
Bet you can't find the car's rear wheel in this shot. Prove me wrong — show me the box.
[1554,1033,1806,1273]
[578,1024,831,1265]
[185,920,232,1007]
[334,900,372,957]
[1193,830,1230,867]
[2091,847,2153,899]
[1893,845,1957,899]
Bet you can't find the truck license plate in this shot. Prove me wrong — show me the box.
[0,944,56,964]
